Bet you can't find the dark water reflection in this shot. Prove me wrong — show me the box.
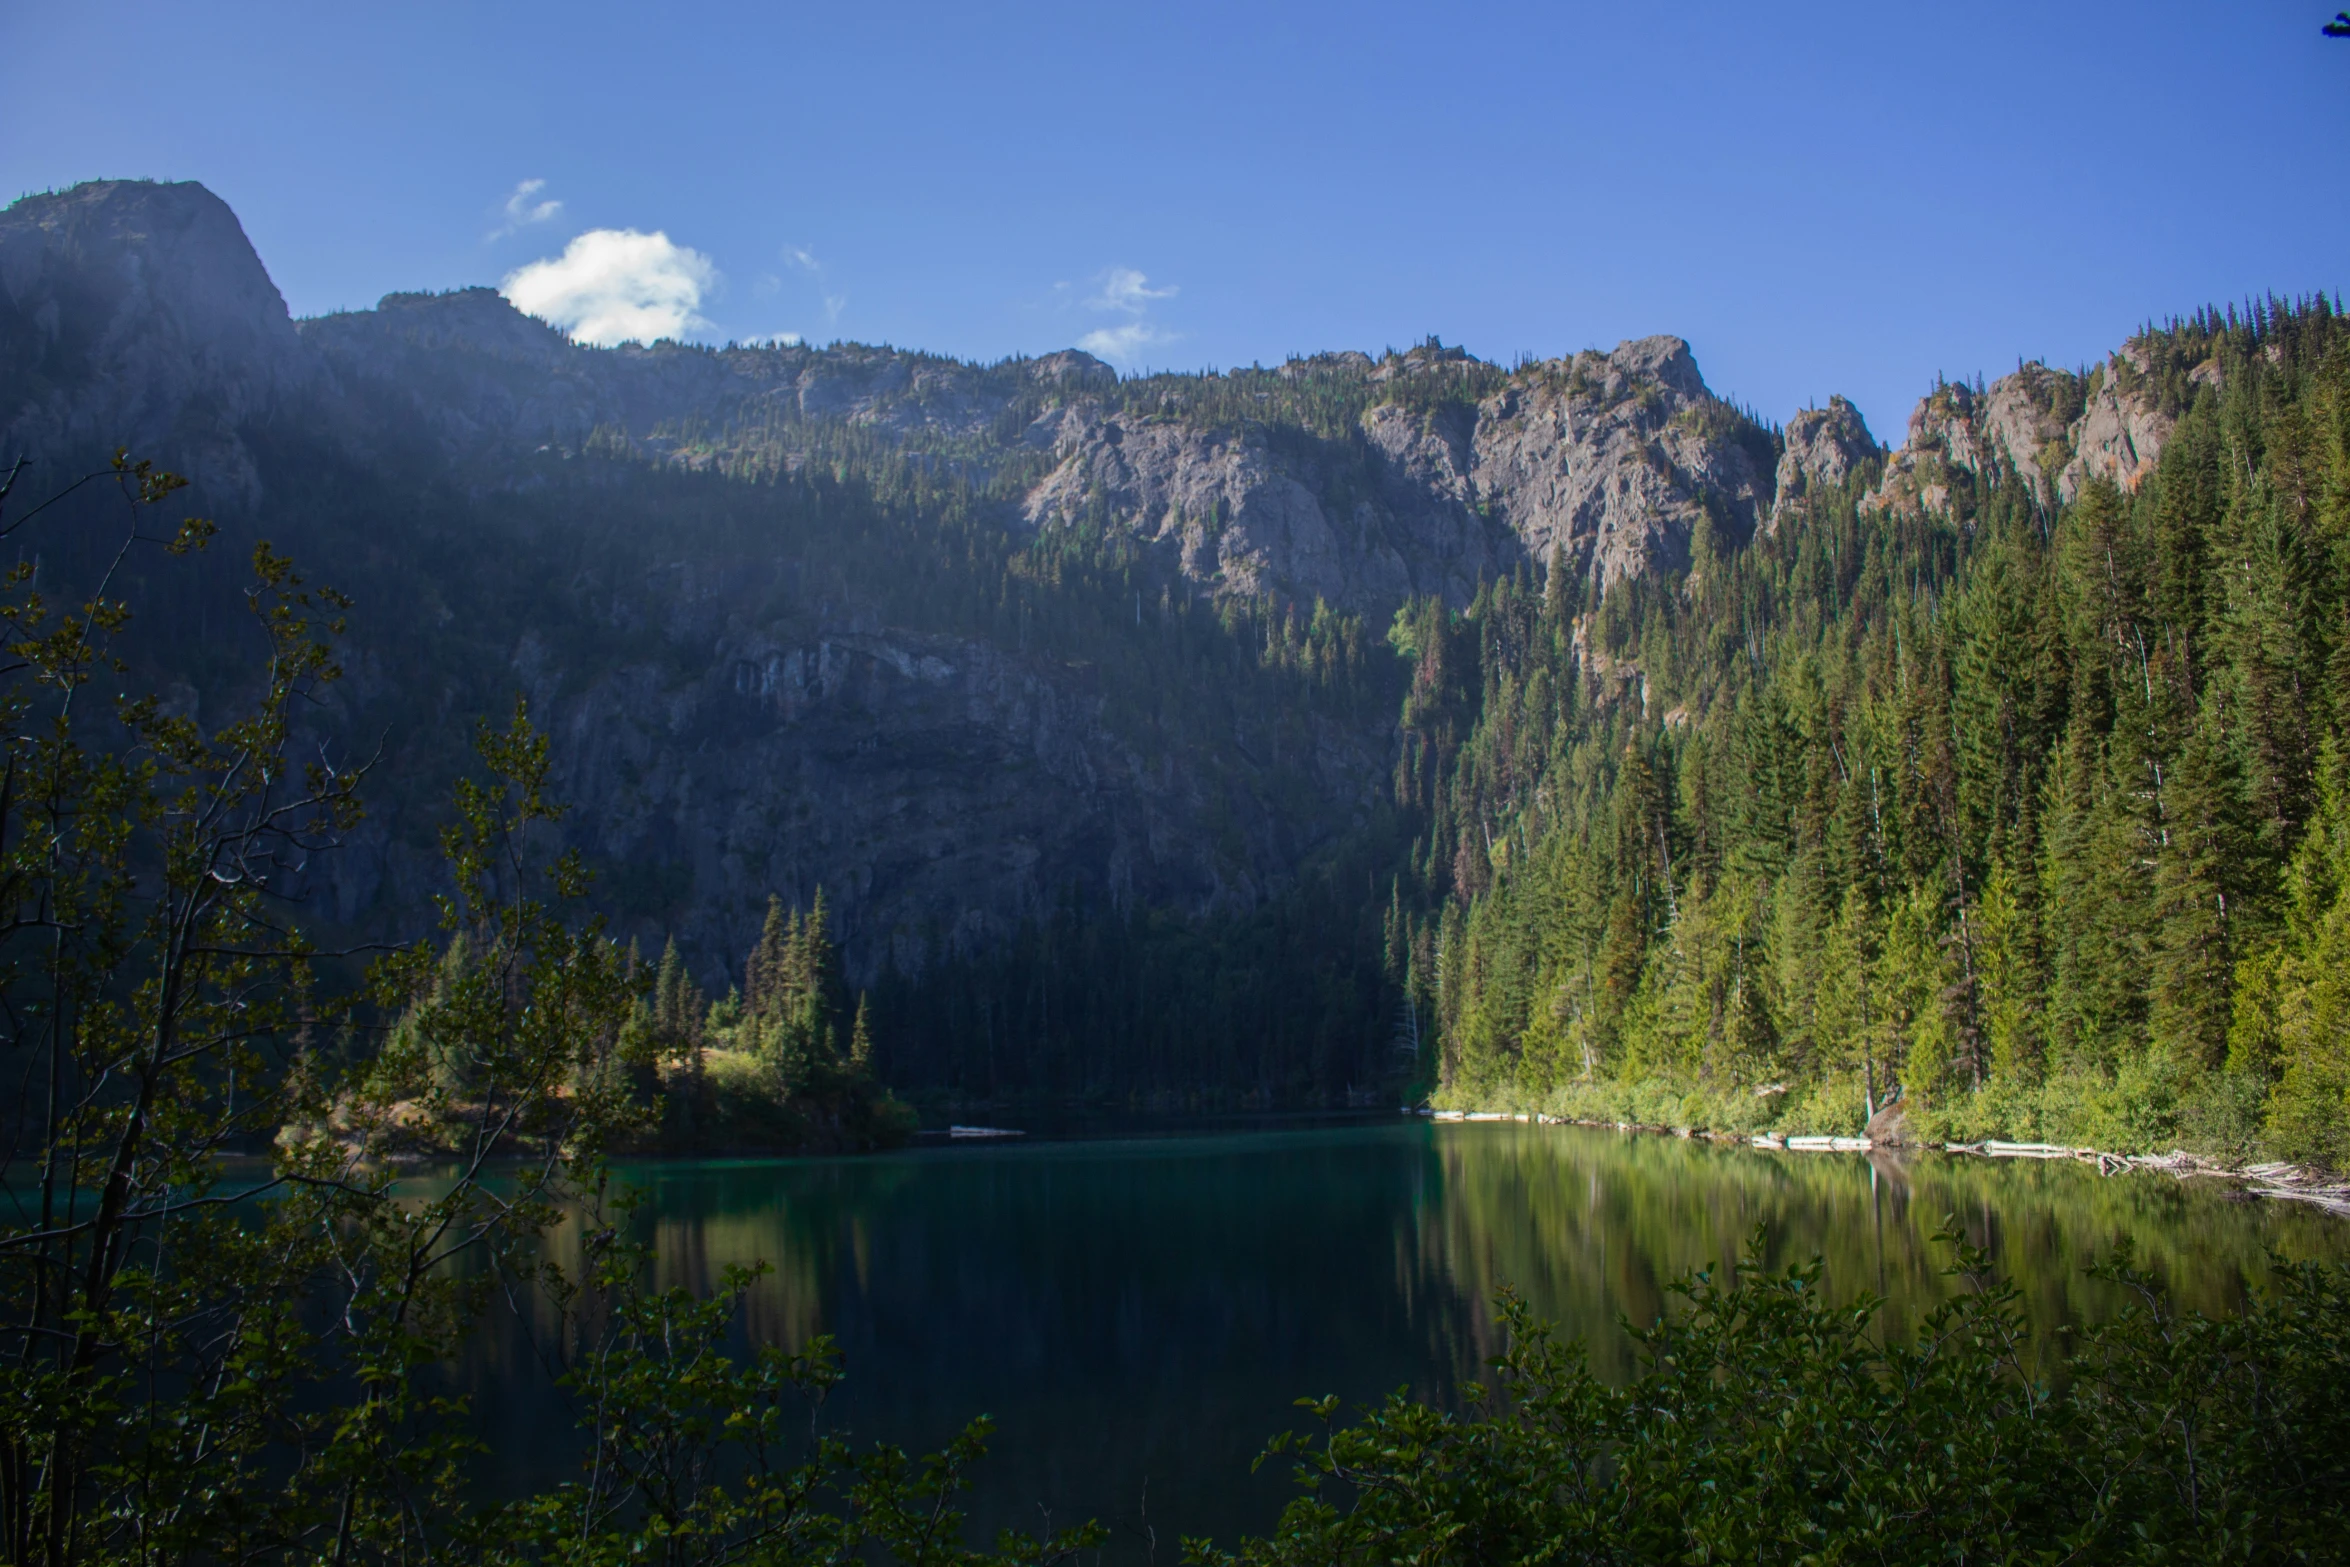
[452,1121,2349,1555]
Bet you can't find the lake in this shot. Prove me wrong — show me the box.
[451,1119,2350,1556]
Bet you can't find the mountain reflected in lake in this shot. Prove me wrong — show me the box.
[451,1121,2349,1555]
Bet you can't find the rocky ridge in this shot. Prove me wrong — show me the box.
[302,286,1116,478]
[1860,345,2203,518]
[0,181,2206,610]
[1025,334,1781,614]
[1770,396,1883,531]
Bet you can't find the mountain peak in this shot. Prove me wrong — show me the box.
[1605,335,1703,400]
[2,178,293,343]
[0,178,305,499]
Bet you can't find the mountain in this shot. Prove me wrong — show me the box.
[15,176,2320,1142]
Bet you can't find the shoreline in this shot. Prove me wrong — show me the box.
[1411,1108,2350,1218]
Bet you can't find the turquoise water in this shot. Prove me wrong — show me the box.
[452,1120,2349,1554]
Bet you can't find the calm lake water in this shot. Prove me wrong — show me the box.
[452,1119,2349,1555]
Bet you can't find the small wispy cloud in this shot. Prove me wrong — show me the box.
[775,246,847,329]
[1078,322,1177,362]
[1070,266,1178,362]
[1088,267,1176,314]
[501,229,717,347]
[741,331,803,348]
[488,178,563,240]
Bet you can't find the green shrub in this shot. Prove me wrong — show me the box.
[1198,1229,2350,1566]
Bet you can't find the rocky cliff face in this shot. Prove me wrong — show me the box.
[1860,341,2211,516]
[2055,343,2214,499]
[527,614,1364,987]
[1769,396,1881,530]
[1468,336,1773,589]
[1023,334,1778,614]
[1021,395,1516,614]
[296,582,1374,992]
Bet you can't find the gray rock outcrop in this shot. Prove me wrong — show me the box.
[1023,334,1777,613]
[1468,337,1773,591]
[1769,395,1881,530]
[1864,340,2211,515]
[1022,394,1519,613]
[2055,344,2201,500]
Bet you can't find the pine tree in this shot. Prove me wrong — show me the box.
[1815,886,1885,1112]
[850,992,874,1071]
[2151,717,2251,1065]
[745,895,789,1017]
[651,936,708,1065]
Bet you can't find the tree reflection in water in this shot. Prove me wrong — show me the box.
[438,1121,2348,1558]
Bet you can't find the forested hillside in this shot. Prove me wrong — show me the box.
[7,178,2349,1151]
[1403,299,2350,1162]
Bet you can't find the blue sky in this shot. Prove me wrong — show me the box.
[4,1,2346,441]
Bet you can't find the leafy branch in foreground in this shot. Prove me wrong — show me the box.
[1200,1227,2350,1566]
[0,452,366,1566]
[0,459,1084,1567]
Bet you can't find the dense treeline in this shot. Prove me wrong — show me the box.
[1405,299,2350,1159]
[871,820,1409,1106]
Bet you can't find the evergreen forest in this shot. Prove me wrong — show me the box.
[1393,300,2350,1163]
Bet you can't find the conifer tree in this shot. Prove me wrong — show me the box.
[745,895,789,1017]
[851,993,874,1071]
[2151,718,2251,1064]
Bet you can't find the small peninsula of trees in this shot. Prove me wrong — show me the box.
[644,892,911,1152]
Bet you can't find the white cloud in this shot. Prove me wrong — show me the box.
[489,178,563,240]
[1078,321,1176,363]
[742,331,803,347]
[782,245,821,273]
[1069,266,1177,362]
[1089,267,1175,314]
[501,229,717,347]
